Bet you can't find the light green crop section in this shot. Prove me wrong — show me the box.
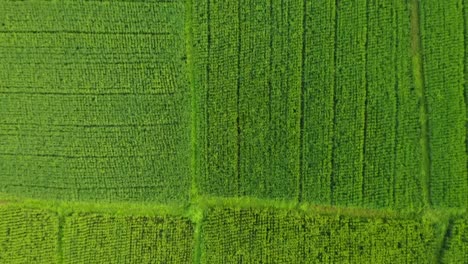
[301,0,424,209]
[0,0,192,203]
[0,199,194,264]
[420,0,467,208]
[62,212,194,264]
[0,1,181,34]
[193,0,302,200]
[441,218,468,263]
[0,205,59,264]
[237,0,302,200]
[200,206,439,263]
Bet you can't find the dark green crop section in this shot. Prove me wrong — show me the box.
[200,206,439,263]
[331,0,367,206]
[0,0,192,203]
[301,0,335,204]
[196,0,240,197]
[363,0,426,209]
[463,0,468,209]
[62,212,194,264]
[0,205,59,264]
[362,0,397,208]
[420,0,467,208]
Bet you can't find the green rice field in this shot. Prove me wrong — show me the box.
[0,0,467,262]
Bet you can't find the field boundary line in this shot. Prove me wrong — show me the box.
[184,0,203,262]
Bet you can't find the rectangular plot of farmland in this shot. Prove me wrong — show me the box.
[195,0,240,197]
[393,0,426,210]
[194,0,302,200]
[331,0,367,206]
[362,0,398,208]
[420,0,467,207]
[301,0,336,204]
[0,1,182,34]
[201,207,438,263]
[0,205,59,264]
[238,0,302,199]
[301,0,425,209]
[62,213,194,264]
[0,0,192,203]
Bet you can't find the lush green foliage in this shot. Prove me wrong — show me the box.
[420,0,467,207]
[192,0,467,211]
[201,207,438,263]
[394,0,425,209]
[0,202,194,263]
[194,0,302,199]
[62,212,194,263]
[302,0,335,204]
[0,205,59,263]
[0,0,192,203]
[441,218,468,262]
[0,0,467,262]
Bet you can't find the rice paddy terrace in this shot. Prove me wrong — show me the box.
[0,0,467,263]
